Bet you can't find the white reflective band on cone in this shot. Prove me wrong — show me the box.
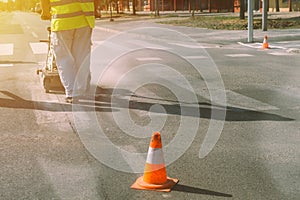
[146,147,165,165]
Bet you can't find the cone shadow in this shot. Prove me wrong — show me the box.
[173,184,232,197]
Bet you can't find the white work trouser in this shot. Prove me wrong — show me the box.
[51,26,92,97]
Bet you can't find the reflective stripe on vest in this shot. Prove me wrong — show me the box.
[52,11,94,19]
[50,0,95,31]
[50,0,94,7]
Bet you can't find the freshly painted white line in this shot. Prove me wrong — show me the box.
[238,42,289,50]
[183,55,207,59]
[136,57,162,61]
[268,52,292,56]
[30,42,48,54]
[225,54,253,57]
[0,64,13,67]
[0,43,13,56]
[276,41,289,44]
[269,45,287,50]
[238,42,262,49]
[171,42,203,49]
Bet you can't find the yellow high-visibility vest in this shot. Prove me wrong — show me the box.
[50,0,95,31]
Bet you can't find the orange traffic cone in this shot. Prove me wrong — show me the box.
[262,35,269,49]
[131,132,179,192]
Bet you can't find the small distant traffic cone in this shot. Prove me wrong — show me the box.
[131,132,179,192]
[262,35,269,49]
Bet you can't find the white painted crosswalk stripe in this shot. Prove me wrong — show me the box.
[238,42,262,49]
[0,43,48,57]
[171,42,203,49]
[0,43,13,56]
[268,52,293,56]
[238,41,287,50]
[183,55,207,59]
[29,42,48,54]
[225,54,253,57]
[238,41,300,55]
[136,57,162,61]
[0,64,13,67]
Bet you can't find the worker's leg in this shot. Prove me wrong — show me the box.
[52,29,76,97]
[72,26,92,96]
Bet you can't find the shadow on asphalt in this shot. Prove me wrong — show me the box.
[0,88,294,122]
[173,184,233,197]
[0,90,117,112]
[93,87,294,122]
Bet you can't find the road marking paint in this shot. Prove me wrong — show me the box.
[171,42,203,49]
[268,52,292,56]
[269,45,287,50]
[29,42,48,54]
[0,43,13,56]
[183,55,207,59]
[0,64,13,67]
[238,42,262,49]
[136,57,162,61]
[238,41,293,51]
[31,32,38,38]
[276,41,289,44]
[225,54,253,57]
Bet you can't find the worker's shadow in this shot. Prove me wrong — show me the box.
[90,87,294,122]
[0,90,116,112]
[0,88,294,122]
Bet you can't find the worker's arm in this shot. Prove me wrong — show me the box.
[40,0,51,20]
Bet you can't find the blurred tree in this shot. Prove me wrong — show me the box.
[288,0,292,12]
[132,0,136,14]
[275,0,279,12]
[240,0,245,19]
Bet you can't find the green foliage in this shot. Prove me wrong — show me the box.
[159,15,300,30]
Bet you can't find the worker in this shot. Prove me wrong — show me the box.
[40,0,95,103]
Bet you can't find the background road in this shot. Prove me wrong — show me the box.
[0,11,299,200]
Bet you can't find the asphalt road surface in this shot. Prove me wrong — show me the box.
[0,11,299,200]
